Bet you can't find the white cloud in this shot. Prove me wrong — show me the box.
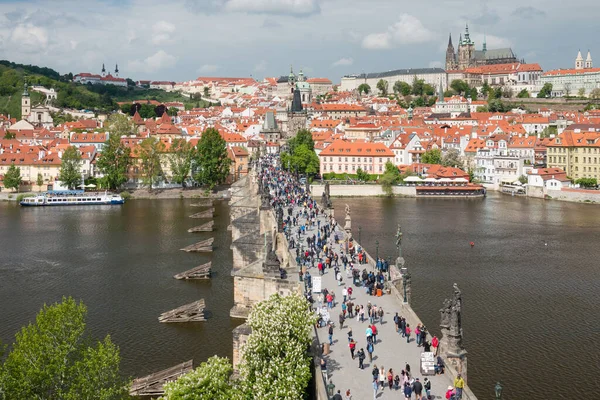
[152,21,176,45]
[224,0,321,16]
[472,33,512,49]
[362,14,435,50]
[254,60,267,72]
[428,60,443,68]
[331,57,353,67]
[197,64,219,73]
[10,23,48,53]
[128,50,177,74]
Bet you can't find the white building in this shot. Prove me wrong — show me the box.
[340,68,447,92]
[540,51,600,97]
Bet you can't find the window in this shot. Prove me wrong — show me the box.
[345,157,348,162]
[338,157,341,162]
[344,165,348,171]
[352,157,355,162]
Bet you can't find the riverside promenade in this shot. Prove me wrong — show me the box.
[291,201,477,399]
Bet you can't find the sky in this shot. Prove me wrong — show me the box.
[0,0,598,83]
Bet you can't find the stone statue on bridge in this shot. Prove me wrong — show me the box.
[395,224,403,259]
[321,182,332,209]
[439,283,468,381]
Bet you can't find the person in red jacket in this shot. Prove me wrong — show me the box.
[371,323,378,343]
[432,335,439,355]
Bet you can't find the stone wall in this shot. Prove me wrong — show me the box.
[311,184,417,197]
[547,188,600,203]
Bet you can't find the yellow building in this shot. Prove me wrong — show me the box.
[546,126,600,180]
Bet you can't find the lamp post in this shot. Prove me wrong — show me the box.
[494,382,503,400]
[387,256,391,281]
[358,225,362,244]
[402,273,408,303]
[375,240,379,262]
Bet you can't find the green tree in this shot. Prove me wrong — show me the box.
[138,103,156,119]
[421,148,442,164]
[442,148,463,168]
[376,79,388,96]
[36,172,44,187]
[468,87,478,100]
[0,297,127,400]
[537,83,553,98]
[578,88,586,98]
[357,83,371,95]
[239,293,316,399]
[281,144,320,176]
[502,86,514,98]
[576,177,597,188]
[96,134,132,190]
[518,174,528,185]
[356,167,369,182]
[423,83,435,96]
[450,79,469,95]
[193,128,231,189]
[3,131,15,139]
[288,129,314,154]
[107,113,135,137]
[393,81,411,96]
[3,163,22,191]
[169,138,194,185]
[161,356,238,400]
[517,89,530,98]
[59,146,82,189]
[380,161,401,196]
[138,137,165,189]
[590,88,600,99]
[480,82,491,97]
[411,77,425,96]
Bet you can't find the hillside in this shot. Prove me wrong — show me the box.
[0,60,206,119]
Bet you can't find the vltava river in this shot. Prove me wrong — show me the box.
[332,193,600,399]
[0,199,239,380]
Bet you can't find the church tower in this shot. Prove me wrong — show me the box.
[457,25,475,70]
[575,50,584,70]
[21,80,30,119]
[101,63,106,77]
[585,51,593,69]
[445,33,457,70]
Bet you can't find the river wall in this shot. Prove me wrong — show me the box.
[311,184,417,197]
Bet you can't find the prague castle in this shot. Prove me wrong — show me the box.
[445,25,519,71]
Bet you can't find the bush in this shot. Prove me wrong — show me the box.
[16,193,35,202]
[119,191,131,200]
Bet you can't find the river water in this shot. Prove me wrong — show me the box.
[1,194,598,399]
[332,193,600,399]
[0,199,239,380]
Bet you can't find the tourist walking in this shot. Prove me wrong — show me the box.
[424,378,431,399]
[339,312,345,330]
[328,323,334,345]
[357,348,365,369]
[349,339,356,359]
[379,366,385,389]
[371,323,378,343]
[372,378,379,400]
[413,377,423,399]
[387,368,394,391]
[406,324,411,343]
[454,374,465,399]
[403,382,413,399]
[432,335,439,355]
[366,341,374,362]
[332,390,343,400]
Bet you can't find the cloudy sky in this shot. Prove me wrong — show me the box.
[0,0,598,83]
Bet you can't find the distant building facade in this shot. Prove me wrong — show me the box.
[341,68,447,92]
[74,64,127,87]
[540,51,600,97]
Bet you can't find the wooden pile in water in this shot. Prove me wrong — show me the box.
[174,262,212,280]
[129,360,193,396]
[158,299,206,323]
[187,220,214,232]
[189,208,215,219]
[180,238,214,252]
[190,199,214,207]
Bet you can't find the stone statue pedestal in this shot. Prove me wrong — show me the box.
[344,216,351,232]
[443,349,468,384]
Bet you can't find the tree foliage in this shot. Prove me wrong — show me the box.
[193,128,231,189]
[288,129,314,154]
[96,134,132,190]
[590,88,600,99]
[36,172,44,187]
[380,161,401,196]
[169,138,194,185]
[239,293,316,399]
[357,83,371,95]
[106,113,135,137]
[281,145,320,176]
[393,81,411,96]
[137,137,165,189]
[450,79,469,95]
[576,177,597,188]
[442,148,463,168]
[356,167,369,182]
[3,163,21,191]
[537,83,553,98]
[517,89,530,98]
[59,146,82,189]
[421,148,442,164]
[161,356,239,400]
[376,79,388,96]
[0,297,127,400]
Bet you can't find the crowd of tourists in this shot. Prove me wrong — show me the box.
[257,156,466,400]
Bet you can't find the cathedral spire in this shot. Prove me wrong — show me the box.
[459,33,463,45]
[448,33,453,47]
[482,34,487,52]
[464,23,471,44]
[438,80,444,102]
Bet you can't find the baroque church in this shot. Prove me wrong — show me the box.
[445,25,519,71]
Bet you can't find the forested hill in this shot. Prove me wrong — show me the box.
[0,60,204,120]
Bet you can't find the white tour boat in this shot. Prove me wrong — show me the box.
[20,190,125,207]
